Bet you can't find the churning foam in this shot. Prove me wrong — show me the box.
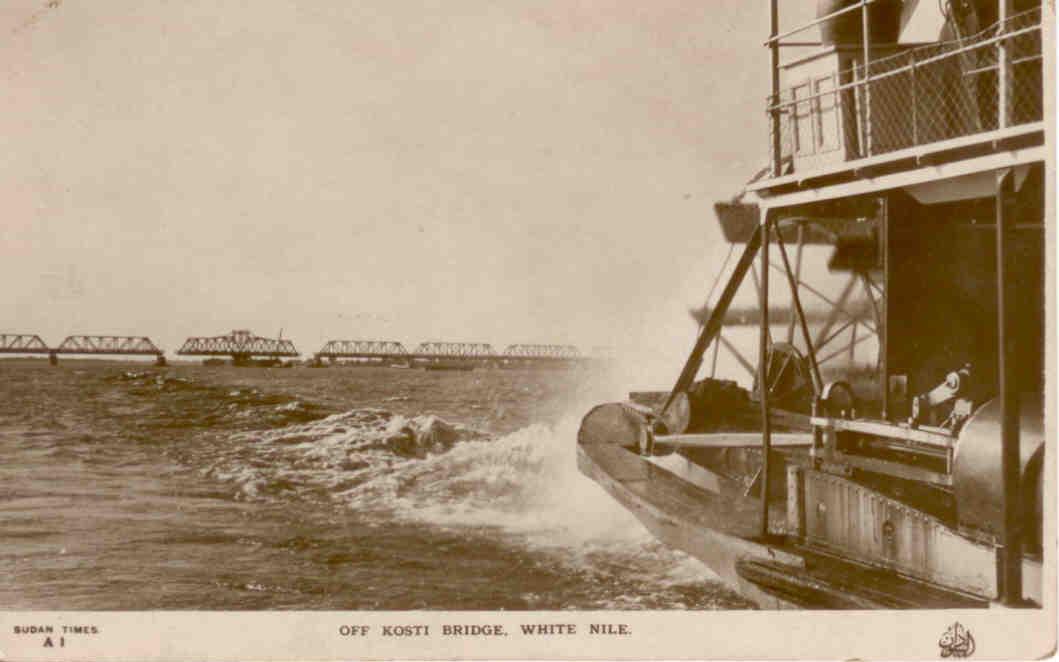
[341,415,652,547]
[201,381,720,588]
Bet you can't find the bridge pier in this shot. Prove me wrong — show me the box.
[155,355,167,367]
[48,351,58,366]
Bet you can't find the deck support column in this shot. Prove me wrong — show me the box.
[759,211,773,539]
[996,167,1022,605]
[880,195,890,420]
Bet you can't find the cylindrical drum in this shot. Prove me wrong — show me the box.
[952,394,1044,552]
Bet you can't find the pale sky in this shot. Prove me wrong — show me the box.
[0,1,819,380]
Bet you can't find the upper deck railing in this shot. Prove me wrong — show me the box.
[759,4,1042,186]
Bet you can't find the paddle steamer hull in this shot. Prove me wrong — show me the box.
[577,0,1048,610]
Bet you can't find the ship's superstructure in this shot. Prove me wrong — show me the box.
[577,0,1048,609]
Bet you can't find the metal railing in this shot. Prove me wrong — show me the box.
[767,7,1042,176]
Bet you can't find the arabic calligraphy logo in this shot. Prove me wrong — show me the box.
[939,621,975,658]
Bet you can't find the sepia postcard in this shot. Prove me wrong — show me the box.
[0,0,1055,660]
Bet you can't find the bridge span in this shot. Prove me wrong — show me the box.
[178,330,298,365]
[0,334,50,355]
[0,334,166,365]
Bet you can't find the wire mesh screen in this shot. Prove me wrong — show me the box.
[768,8,1042,176]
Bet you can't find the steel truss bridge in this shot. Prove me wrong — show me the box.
[314,340,612,367]
[0,334,166,365]
[177,330,298,363]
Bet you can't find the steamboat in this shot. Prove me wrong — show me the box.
[578,0,1048,608]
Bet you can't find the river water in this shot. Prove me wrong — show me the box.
[0,361,753,610]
